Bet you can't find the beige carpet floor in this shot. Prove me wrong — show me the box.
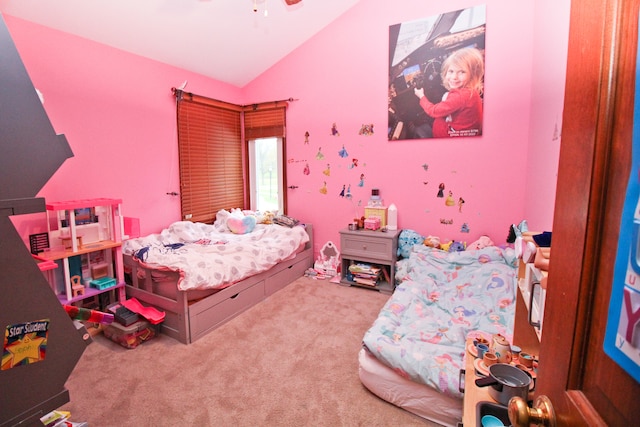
[60,277,443,426]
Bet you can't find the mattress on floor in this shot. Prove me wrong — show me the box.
[358,347,463,427]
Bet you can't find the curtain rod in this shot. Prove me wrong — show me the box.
[171,87,298,110]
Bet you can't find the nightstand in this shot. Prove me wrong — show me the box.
[339,228,400,294]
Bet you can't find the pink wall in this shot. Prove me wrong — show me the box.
[247,0,568,254]
[4,0,569,257]
[523,0,571,232]
[4,14,244,240]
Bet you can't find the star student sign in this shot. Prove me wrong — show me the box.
[2,319,50,370]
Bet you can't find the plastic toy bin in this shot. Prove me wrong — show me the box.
[103,320,158,349]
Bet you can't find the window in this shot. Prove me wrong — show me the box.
[248,137,283,213]
[175,89,288,223]
[243,103,287,214]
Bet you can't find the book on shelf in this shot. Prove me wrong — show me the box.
[348,263,381,275]
[353,277,378,287]
[349,262,383,286]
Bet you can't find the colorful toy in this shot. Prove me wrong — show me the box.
[448,241,466,252]
[467,235,494,250]
[64,305,114,324]
[424,235,441,249]
[397,229,424,258]
[70,275,85,297]
[364,217,381,231]
[121,297,166,324]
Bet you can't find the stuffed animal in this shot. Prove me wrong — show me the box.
[467,235,494,250]
[448,241,466,252]
[397,229,424,258]
[262,211,275,224]
[423,235,441,249]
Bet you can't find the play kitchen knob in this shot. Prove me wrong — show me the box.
[508,395,556,427]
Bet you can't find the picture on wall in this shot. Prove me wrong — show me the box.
[388,5,486,141]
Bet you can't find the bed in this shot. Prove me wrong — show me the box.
[122,211,313,344]
[359,238,517,426]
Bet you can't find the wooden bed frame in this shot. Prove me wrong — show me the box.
[123,224,314,344]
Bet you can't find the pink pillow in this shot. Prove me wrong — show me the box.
[227,215,256,234]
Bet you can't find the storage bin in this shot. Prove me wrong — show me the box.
[103,319,157,349]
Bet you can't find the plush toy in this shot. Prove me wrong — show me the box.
[227,215,256,234]
[440,241,452,252]
[262,211,275,224]
[448,241,466,252]
[397,229,424,258]
[467,235,494,250]
[423,235,441,249]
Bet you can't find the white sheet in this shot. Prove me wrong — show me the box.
[358,347,462,427]
[122,221,309,291]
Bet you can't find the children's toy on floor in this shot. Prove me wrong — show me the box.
[121,297,166,324]
[103,298,165,348]
[64,305,114,325]
[64,305,114,342]
[313,241,340,277]
[103,319,158,349]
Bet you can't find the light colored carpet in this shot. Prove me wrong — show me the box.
[61,277,442,426]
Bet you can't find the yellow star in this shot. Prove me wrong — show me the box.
[7,334,46,367]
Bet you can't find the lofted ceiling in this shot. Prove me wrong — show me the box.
[0,0,360,87]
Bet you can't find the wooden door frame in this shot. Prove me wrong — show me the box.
[537,0,640,425]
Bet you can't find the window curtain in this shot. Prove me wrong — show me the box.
[175,90,243,224]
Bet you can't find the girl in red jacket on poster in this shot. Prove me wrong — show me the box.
[414,47,484,138]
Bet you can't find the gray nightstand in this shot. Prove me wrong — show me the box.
[339,228,400,294]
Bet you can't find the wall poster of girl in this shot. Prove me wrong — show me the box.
[388,5,486,141]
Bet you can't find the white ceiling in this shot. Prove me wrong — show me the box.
[0,0,360,87]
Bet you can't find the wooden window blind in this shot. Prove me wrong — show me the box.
[176,91,243,224]
[243,103,287,139]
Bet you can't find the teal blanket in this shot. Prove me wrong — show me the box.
[362,245,517,399]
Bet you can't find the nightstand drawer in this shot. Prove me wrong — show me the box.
[341,234,394,260]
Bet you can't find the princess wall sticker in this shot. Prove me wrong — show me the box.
[359,123,375,136]
[338,145,348,158]
[445,191,456,206]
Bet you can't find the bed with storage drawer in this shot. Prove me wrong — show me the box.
[122,211,313,344]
